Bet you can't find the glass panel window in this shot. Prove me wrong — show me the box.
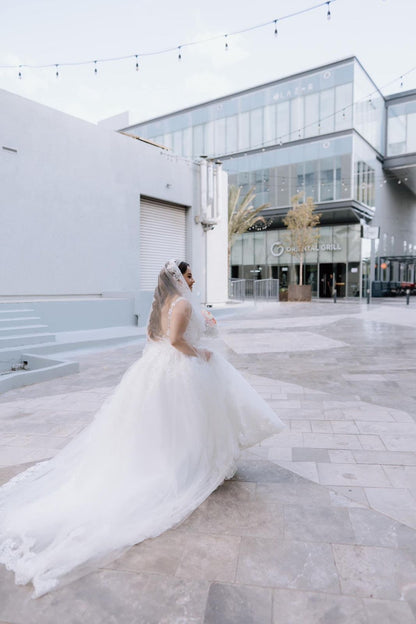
[226,115,237,154]
[172,130,182,155]
[335,83,353,131]
[250,108,263,149]
[290,98,304,141]
[319,88,335,134]
[193,124,204,156]
[320,157,334,201]
[276,101,290,142]
[304,93,319,138]
[204,121,215,156]
[238,112,250,151]
[215,118,226,155]
[182,127,192,157]
[263,104,276,145]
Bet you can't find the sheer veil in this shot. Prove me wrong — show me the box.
[147,259,204,341]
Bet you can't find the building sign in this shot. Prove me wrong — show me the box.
[271,241,342,257]
[361,224,380,240]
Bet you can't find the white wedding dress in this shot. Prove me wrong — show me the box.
[0,296,284,597]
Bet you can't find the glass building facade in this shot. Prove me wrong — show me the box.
[124,57,416,298]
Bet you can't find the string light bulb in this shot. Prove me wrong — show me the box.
[178,46,182,61]
[18,67,22,79]
[94,60,98,75]
[274,19,278,37]
[55,64,59,78]
[224,34,229,51]
[135,55,139,71]
[326,1,331,20]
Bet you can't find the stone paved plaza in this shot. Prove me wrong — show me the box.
[0,298,416,623]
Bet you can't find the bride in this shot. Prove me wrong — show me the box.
[0,259,284,597]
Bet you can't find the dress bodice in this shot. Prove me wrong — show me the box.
[165,297,202,347]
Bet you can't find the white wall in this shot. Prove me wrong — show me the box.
[0,89,202,297]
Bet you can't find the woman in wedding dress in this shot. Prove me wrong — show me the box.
[0,259,284,597]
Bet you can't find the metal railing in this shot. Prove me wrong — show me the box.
[229,278,280,301]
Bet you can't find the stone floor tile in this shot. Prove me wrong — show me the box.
[357,422,416,435]
[272,588,367,624]
[267,447,293,461]
[380,435,416,452]
[344,410,394,422]
[180,496,284,539]
[328,486,369,507]
[328,490,367,508]
[349,507,416,550]
[303,433,362,450]
[203,582,272,624]
[233,459,302,484]
[358,435,386,450]
[175,534,241,582]
[284,505,355,544]
[333,543,416,599]
[310,421,333,433]
[289,420,312,432]
[237,537,340,593]
[273,461,319,483]
[317,463,392,487]
[105,530,184,575]
[331,421,360,434]
[292,447,330,463]
[362,598,416,624]
[364,486,416,512]
[255,481,331,507]
[328,450,356,463]
[382,465,416,489]
[352,450,416,466]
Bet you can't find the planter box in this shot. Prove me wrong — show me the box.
[288,284,312,302]
[279,290,288,302]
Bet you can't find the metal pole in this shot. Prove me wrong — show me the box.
[367,288,370,304]
[333,288,337,303]
[406,289,410,305]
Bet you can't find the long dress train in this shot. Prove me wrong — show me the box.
[0,297,284,597]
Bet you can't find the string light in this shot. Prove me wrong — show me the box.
[18,66,22,79]
[2,0,337,75]
[94,60,98,75]
[178,46,182,61]
[274,19,278,36]
[224,34,229,51]
[135,55,139,71]
[326,1,331,19]
[55,64,59,78]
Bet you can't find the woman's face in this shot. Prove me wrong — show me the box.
[183,266,195,291]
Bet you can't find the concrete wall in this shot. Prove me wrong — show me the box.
[0,89,197,297]
[374,176,416,255]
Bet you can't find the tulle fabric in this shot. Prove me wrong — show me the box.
[0,310,284,597]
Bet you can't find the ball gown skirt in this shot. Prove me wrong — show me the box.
[0,337,284,597]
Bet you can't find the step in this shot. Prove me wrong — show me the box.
[0,333,56,349]
[0,354,79,394]
[0,308,35,315]
[0,324,49,337]
[0,316,41,324]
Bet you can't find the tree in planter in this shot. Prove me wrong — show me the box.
[228,185,270,276]
[283,193,321,287]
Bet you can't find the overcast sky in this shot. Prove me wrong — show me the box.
[0,0,415,126]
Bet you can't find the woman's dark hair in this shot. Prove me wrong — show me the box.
[177,261,189,275]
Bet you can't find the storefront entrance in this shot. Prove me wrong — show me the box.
[319,263,346,297]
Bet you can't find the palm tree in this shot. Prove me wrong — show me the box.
[228,185,270,275]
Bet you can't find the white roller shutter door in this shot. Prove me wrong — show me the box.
[140,197,187,290]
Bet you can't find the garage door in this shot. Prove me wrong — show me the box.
[140,197,187,290]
